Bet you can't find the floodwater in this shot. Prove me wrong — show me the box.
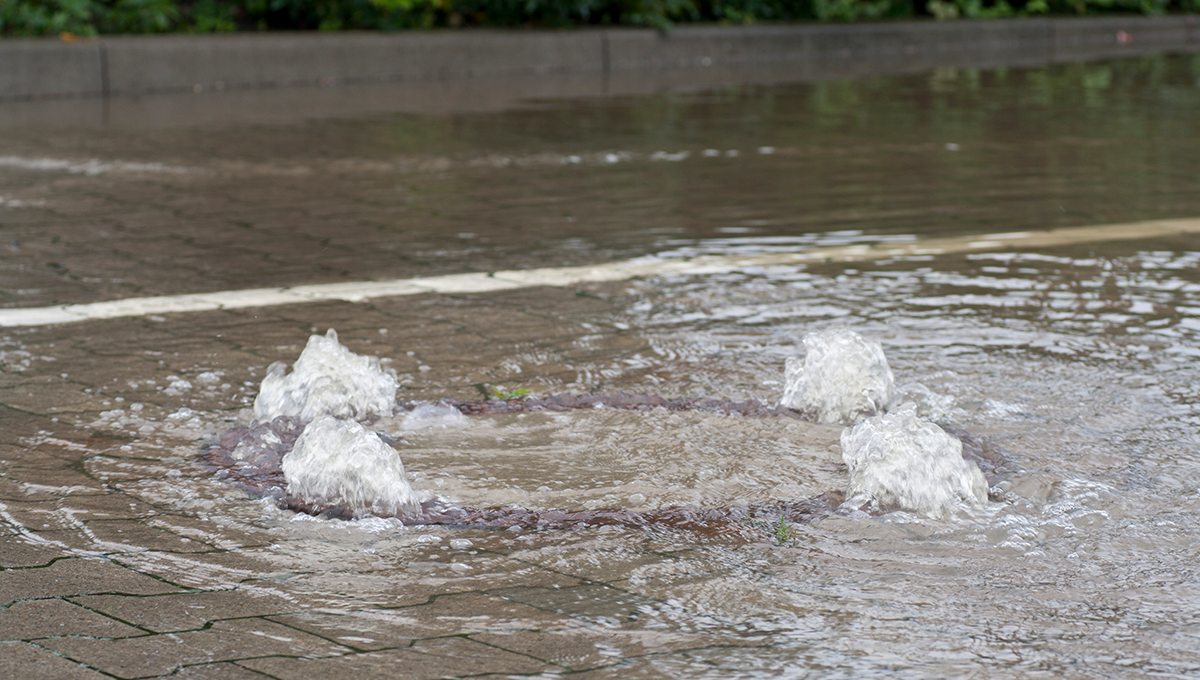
[2,52,1200,678]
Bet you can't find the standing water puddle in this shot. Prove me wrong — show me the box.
[1,53,1199,678]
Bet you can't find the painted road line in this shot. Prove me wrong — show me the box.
[3,217,1198,328]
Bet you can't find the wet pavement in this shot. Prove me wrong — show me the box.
[2,52,1200,678]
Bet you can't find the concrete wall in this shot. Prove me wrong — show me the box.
[2,16,1197,101]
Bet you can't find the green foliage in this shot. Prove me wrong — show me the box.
[772,514,797,545]
[1,0,1196,36]
[1,0,102,37]
[813,0,908,20]
[107,0,179,32]
[488,386,532,400]
[188,0,237,31]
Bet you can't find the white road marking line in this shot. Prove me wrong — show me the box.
[3,217,1198,328]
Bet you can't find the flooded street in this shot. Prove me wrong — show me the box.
[2,52,1200,678]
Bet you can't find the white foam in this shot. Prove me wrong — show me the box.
[253,329,398,422]
[400,402,468,431]
[283,416,420,519]
[896,382,961,422]
[780,328,895,424]
[840,404,988,517]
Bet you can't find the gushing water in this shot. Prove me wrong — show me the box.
[841,404,988,516]
[253,328,398,422]
[227,325,1002,525]
[399,401,469,431]
[283,416,421,519]
[779,328,895,424]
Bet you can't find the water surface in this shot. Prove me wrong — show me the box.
[2,52,1200,678]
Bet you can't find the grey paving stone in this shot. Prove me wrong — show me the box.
[41,617,351,679]
[270,592,580,651]
[84,519,217,553]
[160,661,275,679]
[0,468,108,495]
[0,598,145,640]
[0,557,181,606]
[241,635,552,679]
[526,654,681,679]
[57,492,162,520]
[473,625,767,672]
[491,583,657,625]
[0,534,70,568]
[0,640,109,680]
[73,588,300,633]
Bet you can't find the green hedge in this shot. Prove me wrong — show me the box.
[2,0,1197,36]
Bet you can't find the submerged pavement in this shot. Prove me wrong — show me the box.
[3,283,789,679]
[3,216,1200,328]
[3,50,1200,679]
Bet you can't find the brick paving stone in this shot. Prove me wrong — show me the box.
[0,640,109,680]
[73,589,300,633]
[41,617,351,678]
[270,592,580,651]
[0,597,145,640]
[241,635,553,679]
[0,557,181,606]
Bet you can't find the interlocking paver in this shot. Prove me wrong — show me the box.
[470,627,629,671]
[160,661,275,679]
[0,640,109,680]
[0,557,181,606]
[84,519,217,553]
[530,654,680,679]
[271,591,580,651]
[73,588,300,633]
[0,597,145,640]
[41,617,352,678]
[0,533,71,568]
[241,635,553,679]
[492,584,656,624]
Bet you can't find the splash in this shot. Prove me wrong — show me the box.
[840,404,988,517]
[253,329,398,422]
[779,328,895,424]
[282,416,421,519]
[400,402,469,430]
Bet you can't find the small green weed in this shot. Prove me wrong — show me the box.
[773,515,797,546]
[489,386,531,400]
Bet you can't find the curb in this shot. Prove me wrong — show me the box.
[1,16,1198,101]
